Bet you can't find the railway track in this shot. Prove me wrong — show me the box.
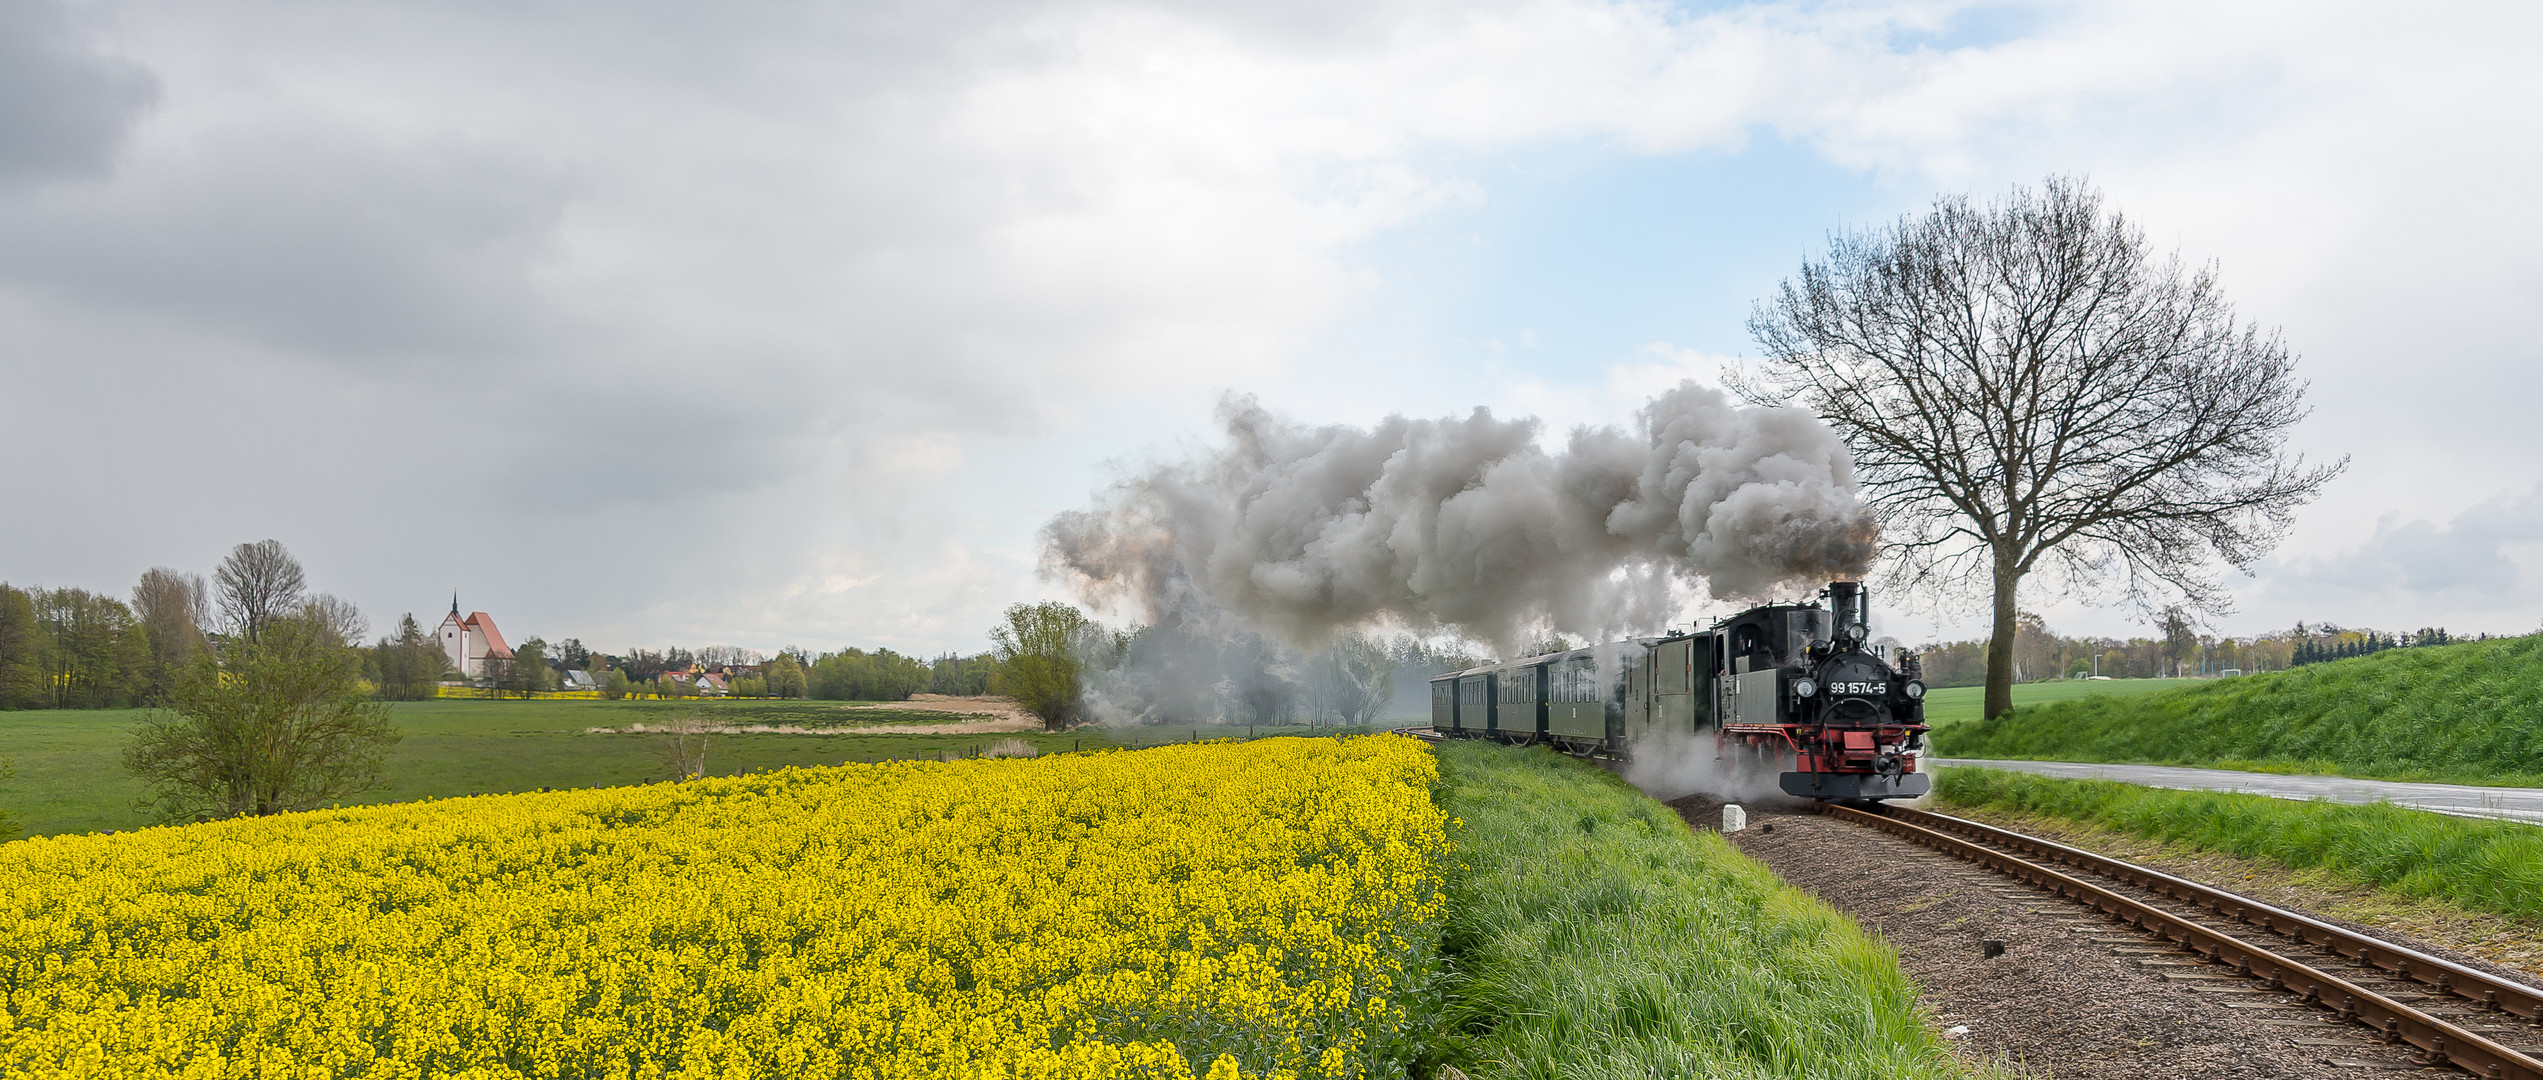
[1828,802,2543,1079]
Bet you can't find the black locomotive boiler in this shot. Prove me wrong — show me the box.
[1428,581,1931,800]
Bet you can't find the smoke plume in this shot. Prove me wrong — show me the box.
[1622,730,1810,809]
[1045,381,1877,654]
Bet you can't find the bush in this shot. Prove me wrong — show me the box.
[989,602,1111,729]
[123,619,399,822]
[982,738,1037,759]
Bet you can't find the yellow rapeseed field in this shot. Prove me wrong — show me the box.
[0,735,1447,1079]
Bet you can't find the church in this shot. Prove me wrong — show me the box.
[437,597,514,679]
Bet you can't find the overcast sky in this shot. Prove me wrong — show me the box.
[6,0,2539,656]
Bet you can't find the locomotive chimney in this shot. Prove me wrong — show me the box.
[1828,580,1865,633]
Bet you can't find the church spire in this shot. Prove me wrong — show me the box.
[451,591,460,618]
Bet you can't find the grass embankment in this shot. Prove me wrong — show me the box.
[1932,637,2543,785]
[1429,741,1989,1079]
[1917,678,2192,730]
[1935,766,2543,926]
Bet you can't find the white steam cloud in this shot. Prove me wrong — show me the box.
[1046,381,1877,652]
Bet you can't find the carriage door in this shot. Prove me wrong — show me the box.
[1535,663,1552,738]
[1691,633,1717,727]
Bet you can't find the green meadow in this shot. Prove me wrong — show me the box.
[0,699,1151,838]
[1917,677,2195,730]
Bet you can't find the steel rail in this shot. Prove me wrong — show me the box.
[1880,804,2543,1025]
[1825,803,2543,1080]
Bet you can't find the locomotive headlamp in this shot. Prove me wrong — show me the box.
[1793,677,1818,698]
[1903,680,1925,700]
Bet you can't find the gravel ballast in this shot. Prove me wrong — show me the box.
[1670,795,2461,1078]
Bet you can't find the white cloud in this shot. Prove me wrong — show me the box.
[5,0,2538,652]
[2237,485,2543,630]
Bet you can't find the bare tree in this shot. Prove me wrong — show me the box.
[695,645,764,667]
[298,593,369,648]
[132,567,212,644]
[1744,177,2343,721]
[2158,606,2200,678]
[2011,612,2057,684]
[1325,633,1397,725]
[374,613,451,701]
[215,540,308,643]
[652,711,712,780]
[132,568,212,701]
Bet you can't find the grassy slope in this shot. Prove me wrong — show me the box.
[1934,766,2543,927]
[1931,637,2543,786]
[1429,741,1991,1080]
[0,699,1141,837]
[1919,678,2195,730]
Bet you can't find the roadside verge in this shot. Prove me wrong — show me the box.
[1934,765,2543,928]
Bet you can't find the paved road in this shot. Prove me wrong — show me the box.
[1927,758,2543,826]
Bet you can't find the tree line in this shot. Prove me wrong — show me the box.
[1913,614,2492,687]
[2,550,388,710]
[2287,625,2458,667]
[0,566,989,707]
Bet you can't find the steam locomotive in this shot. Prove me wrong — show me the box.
[1427,581,1931,800]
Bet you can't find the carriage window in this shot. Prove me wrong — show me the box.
[1553,657,1595,703]
[1505,676,1532,704]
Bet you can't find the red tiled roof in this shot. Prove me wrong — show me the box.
[463,613,513,659]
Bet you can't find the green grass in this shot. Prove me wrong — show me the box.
[0,699,1145,838]
[1918,678,2196,730]
[1930,637,2543,786]
[1427,741,1993,1080]
[1934,766,2543,926]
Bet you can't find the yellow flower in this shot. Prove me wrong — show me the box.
[0,736,1447,1080]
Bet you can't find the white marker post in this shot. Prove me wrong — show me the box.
[1721,804,1747,833]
